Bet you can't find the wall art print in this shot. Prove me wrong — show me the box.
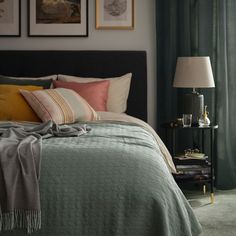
[96,0,134,29]
[0,0,21,37]
[28,0,88,37]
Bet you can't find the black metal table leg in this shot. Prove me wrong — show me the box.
[210,128,215,203]
[172,129,176,157]
[202,129,205,153]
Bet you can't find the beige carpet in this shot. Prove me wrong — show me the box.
[185,189,236,236]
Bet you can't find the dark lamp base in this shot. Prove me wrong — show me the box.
[183,92,204,125]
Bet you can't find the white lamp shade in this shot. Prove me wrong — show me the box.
[173,57,215,88]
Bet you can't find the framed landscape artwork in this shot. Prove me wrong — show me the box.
[0,0,21,37]
[28,0,88,37]
[96,0,134,29]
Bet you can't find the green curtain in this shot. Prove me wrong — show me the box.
[212,0,236,189]
[156,0,236,189]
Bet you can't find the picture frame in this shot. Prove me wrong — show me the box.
[96,0,134,30]
[28,0,88,37]
[0,0,21,37]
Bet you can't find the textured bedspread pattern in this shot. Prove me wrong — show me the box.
[0,121,90,234]
[1,121,201,236]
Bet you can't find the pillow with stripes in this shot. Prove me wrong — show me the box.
[20,88,98,124]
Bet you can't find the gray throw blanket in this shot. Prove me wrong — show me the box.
[0,121,90,234]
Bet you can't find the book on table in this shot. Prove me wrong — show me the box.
[173,152,211,181]
[173,153,209,165]
[175,165,210,174]
[174,152,206,160]
[174,164,210,180]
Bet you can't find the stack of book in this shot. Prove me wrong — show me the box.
[173,153,211,182]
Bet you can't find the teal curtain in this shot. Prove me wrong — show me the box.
[156,0,236,189]
[213,0,236,189]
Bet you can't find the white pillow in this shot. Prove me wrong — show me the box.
[58,73,132,113]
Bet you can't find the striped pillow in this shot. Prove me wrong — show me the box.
[20,88,98,124]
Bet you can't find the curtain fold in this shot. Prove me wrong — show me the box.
[213,0,236,189]
[156,0,191,134]
[156,0,236,189]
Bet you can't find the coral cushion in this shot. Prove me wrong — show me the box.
[0,85,43,122]
[58,73,132,113]
[53,80,110,111]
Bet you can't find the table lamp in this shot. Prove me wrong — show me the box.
[173,57,215,125]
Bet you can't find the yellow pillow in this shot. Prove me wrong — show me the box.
[0,84,43,122]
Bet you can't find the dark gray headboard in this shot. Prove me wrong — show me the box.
[0,50,147,121]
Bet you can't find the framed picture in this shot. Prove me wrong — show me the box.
[96,0,134,29]
[0,0,21,37]
[28,0,88,37]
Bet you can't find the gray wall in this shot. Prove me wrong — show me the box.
[0,0,157,128]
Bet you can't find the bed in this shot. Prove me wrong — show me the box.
[0,50,201,236]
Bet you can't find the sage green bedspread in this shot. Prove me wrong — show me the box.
[1,121,201,236]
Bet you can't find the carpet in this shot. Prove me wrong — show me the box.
[185,189,236,236]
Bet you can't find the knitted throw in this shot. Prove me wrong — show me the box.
[0,121,90,233]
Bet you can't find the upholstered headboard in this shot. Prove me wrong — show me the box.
[0,50,147,121]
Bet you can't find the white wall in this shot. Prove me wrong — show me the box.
[0,0,157,128]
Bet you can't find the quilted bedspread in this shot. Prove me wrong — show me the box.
[1,120,201,236]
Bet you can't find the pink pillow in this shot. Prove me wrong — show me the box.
[53,80,110,111]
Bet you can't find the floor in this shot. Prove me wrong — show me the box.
[185,189,236,236]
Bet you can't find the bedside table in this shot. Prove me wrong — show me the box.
[162,123,218,203]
